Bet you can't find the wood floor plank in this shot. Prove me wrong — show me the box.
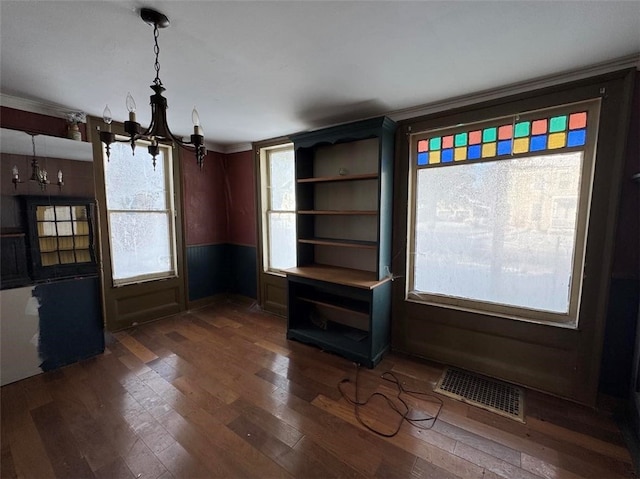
[94,457,136,479]
[30,402,96,478]
[49,374,121,473]
[311,393,486,479]
[2,298,635,479]
[118,334,159,363]
[453,442,542,479]
[2,384,57,479]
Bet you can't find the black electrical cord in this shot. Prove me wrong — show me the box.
[338,363,443,437]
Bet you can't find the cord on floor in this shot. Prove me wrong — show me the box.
[338,363,443,437]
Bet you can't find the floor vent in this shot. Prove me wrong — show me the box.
[434,368,525,423]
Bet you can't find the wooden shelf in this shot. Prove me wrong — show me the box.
[286,264,390,290]
[287,116,396,368]
[298,295,369,317]
[299,237,377,249]
[297,173,378,183]
[297,210,377,216]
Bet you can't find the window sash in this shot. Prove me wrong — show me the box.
[260,143,296,274]
[406,99,600,327]
[103,141,178,286]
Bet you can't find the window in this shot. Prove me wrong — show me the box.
[408,100,600,326]
[259,143,296,273]
[23,196,97,281]
[103,141,177,286]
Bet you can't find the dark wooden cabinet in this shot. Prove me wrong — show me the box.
[23,196,98,281]
[286,116,396,367]
[0,233,30,289]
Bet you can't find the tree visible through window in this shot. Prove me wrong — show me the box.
[103,141,177,285]
[408,100,599,325]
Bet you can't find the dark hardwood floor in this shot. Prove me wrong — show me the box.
[1,298,636,478]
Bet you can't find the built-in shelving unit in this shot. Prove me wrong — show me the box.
[286,116,396,367]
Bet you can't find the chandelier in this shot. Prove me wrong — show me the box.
[100,8,206,169]
[12,133,63,191]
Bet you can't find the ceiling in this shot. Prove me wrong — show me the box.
[1,1,639,151]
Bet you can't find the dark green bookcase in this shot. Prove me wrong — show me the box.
[286,116,396,367]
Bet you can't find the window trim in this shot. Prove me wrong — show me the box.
[258,141,296,276]
[103,139,178,287]
[405,99,602,327]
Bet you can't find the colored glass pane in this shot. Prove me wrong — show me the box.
[442,136,454,149]
[417,152,428,165]
[441,149,454,163]
[468,145,481,159]
[531,119,547,135]
[548,132,566,149]
[418,140,428,152]
[513,138,529,154]
[530,135,547,151]
[455,133,468,147]
[481,143,496,158]
[454,147,466,161]
[430,137,441,150]
[498,125,513,140]
[483,127,497,143]
[549,116,567,133]
[468,130,482,145]
[569,112,587,129]
[567,129,587,147]
[429,150,441,164]
[497,140,512,155]
[514,121,530,138]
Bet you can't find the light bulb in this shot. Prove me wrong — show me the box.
[57,170,63,183]
[126,92,137,122]
[12,165,19,178]
[192,108,202,135]
[103,104,112,132]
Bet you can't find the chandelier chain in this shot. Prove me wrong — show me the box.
[153,24,162,87]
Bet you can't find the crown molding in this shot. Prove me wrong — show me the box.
[387,53,640,122]
[0,93,85,122]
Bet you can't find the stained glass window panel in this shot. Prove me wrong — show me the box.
[569,112,587,129]
[549,115,567,133]
[497,140,512,155]
[469,131,482,144]
[530,135,547,151]
[498,125,513,140]
[514,121,530,138]
[416,108,590,167]
[567,129,587,147]
[483,128,497,143]
[455,133,468,147]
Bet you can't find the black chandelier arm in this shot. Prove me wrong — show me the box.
[100,9,206,170]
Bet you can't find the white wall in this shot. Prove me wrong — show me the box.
[0,286,42,386]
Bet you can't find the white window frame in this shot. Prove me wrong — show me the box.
[259,142,296,275]
[406,99,601,327]
[103,140,178,286]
